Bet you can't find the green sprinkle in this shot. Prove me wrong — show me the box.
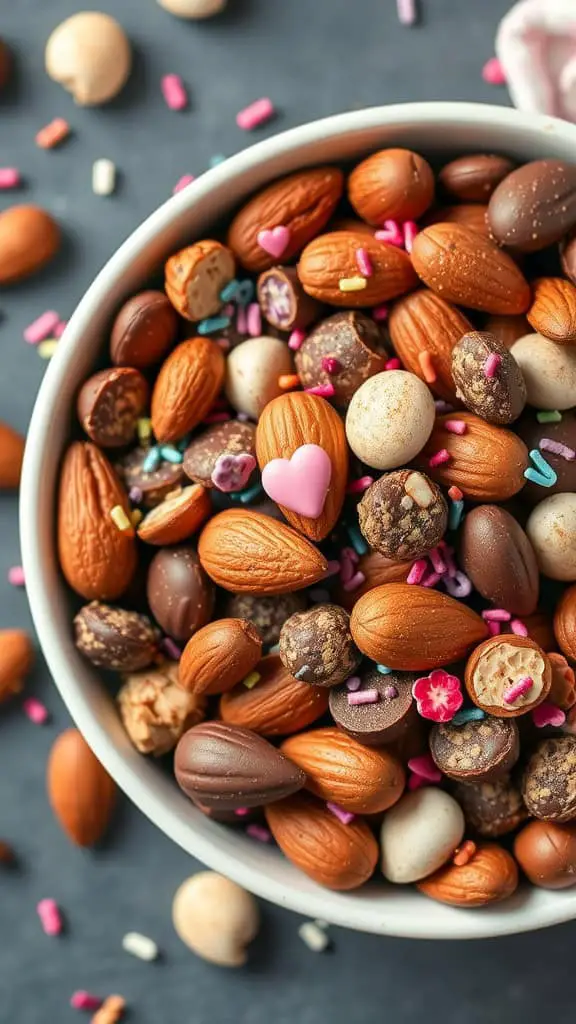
[209,153,226,168]
[159,445,183,464]
[138,417,152,445]
[449,499,465,531]
[236,280,255,306]
[142,447,161,473]
[536,410,562,424]
[524,448,558,488]
[347,525,368,557]
[231,482,263,503]
[243,671,261,689]
[452,708,485,726]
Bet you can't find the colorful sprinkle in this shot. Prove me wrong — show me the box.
[137,418,152,445]
[70,992,103,1011]
[448,499,465,530]
[482,56,506,85]
[130,509,142,528]
[482,608,511,622]
[412,669,463,723]
[247,303,262,337]
[403,220,419,251]
[438,540,456,577]
[376,664,392,675]
[236,280,254,306]
[434,400,454,414]
[347,525,368,556]
[24,310,60,345]
[342,570,366,593]
[453,840,477,867]
[7,565,25,587]
[109,506,133,532]
[209,153,226,168]
[346,475,374,494]
[407,559,427,585]
[429,448,451,468]
[483,353,502,378]
[219,279,239,302]
[37,899,63,936]
[422,571,441,588]
[37,339,59,360]
[385,357,401,371]
[91,995,126,1023]
[443,570,472,598]
[160,637,182,660]
[355,247,373,277]
[322,356,342,374]
[288,328,306,351]
[540,438,576,461]
[159,445,183,464]
[242,671,261,690]
[397,0,417,26]
[418,350,436,384]
[407,754,442,782]
[524,448,558,488]
[503,676,533,705]
[510,618,528,637]
[338,276,367,292]
[384,685,398,699]
[326,802,355,825]
[278,374,301,390]
[305,383,335,398]
[532,702,566,728]
[448,485,464,501]
[346,676,361,691]
[122,931,159,962]
[36,117,70,149]
[536,410,562,424]
[444,419,467,435]
[232,482,263,504]
[236,97,275,130]
[347,688,379,706]
[142,446,160,473]
[0,168,21,189]
[23,698,49,725]
[173,174,195,194]
[161,74,188,110]
[451,707,486,726]
[375,220,404,247]
[92,158,116,196]
[246,824,272,843]
[488,620,501,636]
[298,921,330,953]
[428,547,447,575]
[234,807,250,817]
[129,486,143,504]
[54,321,67,338]
[211,451,256,492]
[372,304,389,321]
[197,316,231,335]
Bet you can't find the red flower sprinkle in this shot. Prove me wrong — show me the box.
[412,670,464,723]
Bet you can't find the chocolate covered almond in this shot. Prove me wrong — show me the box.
[459,505,539,617]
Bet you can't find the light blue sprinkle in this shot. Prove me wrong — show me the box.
[524,448,558,488]
[230,482,263,504]
[347,525,368,557]
[268,643,280,655]
[451,708,486,726]
[142,447,161,473]
[236,280,255,306]
[376,664,392,675]
[209,153,226,168]
[159,445,183,465]
[449,499,465,531]
[197,316,231,335]
[219,279,240,303]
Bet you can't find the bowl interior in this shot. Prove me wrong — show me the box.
[21,102,576,939]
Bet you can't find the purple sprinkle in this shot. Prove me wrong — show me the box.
[539,438,576,461]
[237,412,250,422]
[407,559,427,585]
[326,802,355,825]
[246,824,272,843]
[236,306,248,334]
[160,636,182,660]
[443,570,472,599]
[347,688,379,706]
[346,676,361,691]
[342,570,366,593]
[384,685,398,699]
[129,486,143,504]
[434,400,454,414]
[422,571,441,588]
[325,559,341,577]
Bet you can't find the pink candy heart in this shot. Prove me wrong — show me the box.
[211,452,256,493]
[256,225,290,259]
[532,701,566,729]
[261,443,332,519]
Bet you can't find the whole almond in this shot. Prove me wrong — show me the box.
[348,148,435,225]
[0,420,25,489]
[298,231,417,307]
[255,392,348,541]
[179,618,262,696]
[0,629,33,703]
[417,844,518,907]
[265,792,379,890]
[438,154,515,202]
[227,166,344,273]
[460,505,539,617]
[165,239,235,321]
[281,727,405,814]
[423,204,491,237]
[151,337,225,443]
[350,583,488,670]
[411,223,531,314]
[219,654,329,736]
[388,289,472,402]
[553,585,576,662]
[198,509,327,594]
[47,729,116,846]
[527,277,576,345]
[0,205,60,284]
[137,484,211,545]
[58,442,137,600]
[335,550,412,611]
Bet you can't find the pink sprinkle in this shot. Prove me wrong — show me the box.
[385,358,401,371]
[448,485,463,501]
[322,356,342,374]
[408,754,442,783]
[216,337,231,351]
[246,824,272,843]
[161,74,188,111]
[428,547,447,575]
[503,676,533,705]
[339,555,354,585]
[372,304,389,322]
[236,306,248,334]
[305,383,335,398]
[482,609,512,622]
[482,57,506,85]
[223,303,235,318]
[375,220,404,247]
[540,438,576,461]
[247,303,261,337]
[407,559,428,585]
[397,0,417,26]
[444,419,467,435]
[234,807,250,817]
[23,698,49,725]
[422,571,441,588]
[348,688,379,706]
[484,353,502,378]
[70,992,102,1012]
[288,329,305,351]
[488,621,501,636]
[325,559,341,578]
[24,310,60,345]
[341,546,359,566]
[54,321,67,338]
[342,570,366,593]
[326,802,355,825]
[510,618,528,637]
[355,247,373,277]
[347,476,374,494]
[438,540,457,577]
[173,174,195,194]
[532,702,566,729]
[408,772,428,790]
[429,449,451,468]
[160,636,182,660]
[346,676,361,691]
[0,168,20,189]
[37,899,63,936]
[7,565,25,586]
[236,97,275,130]
[403,221,418,252]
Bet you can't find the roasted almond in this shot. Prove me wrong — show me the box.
[527,277,576,345]
[348,148,435,225]
[423,204,491,237]
[0,204,60,284]
[179,618,262,696]
[388,288,472,401]
[417,843,518,906]
[553,585,576,662]
[151,336,225,443]
[298,231,417,307]
[335,550,412,611]
[165,239,235,321]
[484,313,531,349]
[137,484,211,545]
[219,653,329,735]
[0,629,33,703]
[0,420,24,489]
[47,729,116,847]
[438,154,516,202]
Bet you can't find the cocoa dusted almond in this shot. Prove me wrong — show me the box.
[77,367,149,448]
[459,505,539,617]
[451,331,527,425]
[74,601,159,671]
[429,716,520,783]
[294,310,387,407]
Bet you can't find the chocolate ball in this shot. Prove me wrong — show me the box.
[183,420,256,488]
[526,493,576,581]
[115,446,184,508]
[74,601,159,671]
[451,332,526,425]
[523,736,576,822]
[223,591,306,647]
[452,776,528,837]
[515,409,576,505]
[279,604,360,688]
[329,668,418,746]
[257,265,322,332]
[459,505,539,617]
[358,470,447,561]
[295,311,387,407]
[77,368,148,448]
[430,716,520,783]
[147,546,214,642]
[514,819,576,889]
[110,290,178,368]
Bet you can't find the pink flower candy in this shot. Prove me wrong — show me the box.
[210,452,256,493]
[412,669,464,723]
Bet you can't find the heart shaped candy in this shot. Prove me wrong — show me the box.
[532,701,566,729]
[256,225,290,259]
[261,444,332,519]
[211,452,256,493]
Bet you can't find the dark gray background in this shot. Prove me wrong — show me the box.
[1,1,573,1021]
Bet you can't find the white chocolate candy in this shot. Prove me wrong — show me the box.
[526,492,576,581]
[172,872,259,967]
[158,0,227,17]
[345,371,435,470]
[511,333,576,410]
[45,13,131,106]
[380,788,465,884]
[225,336,293,420]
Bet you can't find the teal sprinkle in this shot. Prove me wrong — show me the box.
[142,446,161,473]
[449,499,464,531]
[236,280,255,306]
[209,153,226,168]
[268,643,280,655]
[220,279,239,302]
[347,525,368,556]
[231,482,263,504]
[451,708,486,726]
[524,448,558,488]
[159,445,183,465]
[376,664,392,675]
[536,410,562,424]
[197,316,231,335]
[177,434,191,452]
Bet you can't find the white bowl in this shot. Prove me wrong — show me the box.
[21,102,576,940]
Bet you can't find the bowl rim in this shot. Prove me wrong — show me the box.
[21,101,576,940]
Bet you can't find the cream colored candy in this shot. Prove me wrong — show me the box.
[472,641,547,709]
[158,0,227,17]
[380,788,465,884]
[172,872,259,966]
[225,336,293,420]
[45,13,131,106]
[117,661,205,756]
[526,493,576,581]
[345,371,435,470]
[510,333,576,410]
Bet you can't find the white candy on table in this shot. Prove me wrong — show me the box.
[380,788,465,884]
[92,159,116,197]
[172,872,259,967]
[510,333,576,411]
[158,0,227,17]
[345,371,435,471]
[45,12,131,106]
[526,493,576,581]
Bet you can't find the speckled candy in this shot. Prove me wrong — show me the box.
[74,601,159,671]
[279,604,361,688]
[522,736,576,822]
[295,311,387,407]
[511,334,576,411]
[358,470,447,560]
[223,592,306,647]
[345,371,435,470]
[453,776,528,838]
[429,716,520,783]
[526,493,576,581]
[451,331,526,425]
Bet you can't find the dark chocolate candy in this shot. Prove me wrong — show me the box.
[430,715,520,783]
[183,420,256,488]
[115,446,184,508]
[223,591,307,647]
[147,546,214,642]
[451,332,526,425]
[110,290,178,368]
[295,311,387,407]
[488,159,576,253]
[523,736,576,822]
[74,601,159,671]
[77,368,149,448]
[453,775,528,837]
[515,410,576,505]
[175,721,306,809]
[257,265,322,332]
[279,604,360,688]
[329,669,418,746]
[459,505,539,617]
[358,470,447,561]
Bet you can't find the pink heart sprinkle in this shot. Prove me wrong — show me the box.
[261,443,332,519]
[211,452,256,493]
[256,225,290,258]
[532,702,566,729]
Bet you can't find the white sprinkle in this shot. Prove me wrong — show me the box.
[298,921,330,952]
[122,931,159,961]
[92,158,116,196]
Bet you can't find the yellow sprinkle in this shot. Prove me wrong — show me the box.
[131,508,143,527]
[242,671,261,690]
[37,339,59,359]
[338,276,367,292]
[110,505,132,532]
[138,418,152,444]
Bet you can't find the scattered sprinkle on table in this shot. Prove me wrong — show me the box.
[71,992,103,1012]
[92,159,117,196]
[173,174,195,194]
[24,310,60,345]
[91,994,126,1024]
[482,57,506,85]
[7,565,25,586]
[23,697,49,725]
[36,117,70,149]
[298,920,330,953]
[37,898,63,936]
[236,97,275,130]
[0,167,20,189]
[161,74,188,110]
[396,0,417,26]
[38,339,59,360]
[122,931,159,961]
[209,153,226,168]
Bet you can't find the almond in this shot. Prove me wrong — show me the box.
[527,277,576,345]
[165,239,235,321]
[484,313,531,348]
[198,509,327,594]
[227,166,344,273]
[423,204,491,237]
[411,223,531,314]
[417,843,518,907]
[47,728,116,846]
[281,727,405,814]
[137,484,211,545]
[255,392,348,541]
[348,148,435,226]
[335,550,412,611]
[388,289,472,401]
[0,204,60,284]
[298,231,417,307]
[58,442,136,600]
[179,618,262,696]
[151,337,225,443]
[0,420,24,489]
[350,583,488,670]
[418,412,529,501]
[438,155,516,202]
[0,629,33,703]
[219,654,329,735]
[265,792,379,890]
[553,584,576,662]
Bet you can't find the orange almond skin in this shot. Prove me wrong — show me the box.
[417,844,519,907]
[388,289,473,402]
[0,420,25,489]
[219,653,329,736]
[423,203,491,237]
[0,629,33,703]
[47,729,116,847]
[348,148,435,226]
[255,392,348,542]
[350,583,489,671]
[265,792,379,890]
[527,277,576,345]
[137,484,211,545]
[0,204,60,284]
[58,442,136,601]
[298,231,418,307]
[281,727,405,814]
[198,509,327,594]
[553,585,576,662]
[179,618,262,696]
[335,551,412,611]
[151,337,225,443]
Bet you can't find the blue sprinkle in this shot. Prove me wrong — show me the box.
[524,448,558,488]
[376,664,392,675]
[159,445,184,465]
[236,280,255,306]
[142,446,161,473]
[451,708,486,726]
[197,316,231,335]
[267,643,280,655]
[347,525,368,557]
[177,434,191,452]
[219,279,240,303]
[209,153,226,168]
[449,499,465,531]
[230,482,263,504]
